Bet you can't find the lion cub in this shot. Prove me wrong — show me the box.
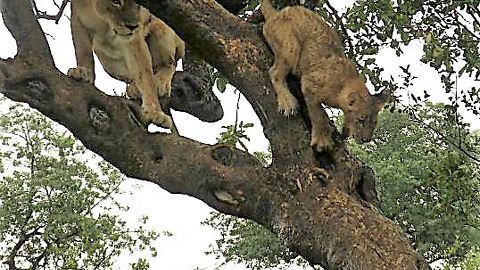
[68,0,185,129]
[261,0,388,152]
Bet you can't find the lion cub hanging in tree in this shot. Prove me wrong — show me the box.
[261,0,389,152]
[68,0,185,129]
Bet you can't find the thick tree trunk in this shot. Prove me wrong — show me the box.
[0,0,430,269]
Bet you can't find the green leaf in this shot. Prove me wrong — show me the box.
[217,77,228,93]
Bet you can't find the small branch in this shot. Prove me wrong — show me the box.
[22,123,37,178]
[455,77,462,148]
[453,10,480,40]
[437,36,480,44]
[92,247,113,270]
[406,106,480,163]
[5,227,42,270]
[466,6,480,27]
[51,0,62,9]
[234,91,241,131]
[35,0,70,24]
[87,180,123,214]
[31,0,42,17]
[30,242,50,270]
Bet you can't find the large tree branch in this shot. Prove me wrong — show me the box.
[0,0,269,217]
[136,0,313,167]
[0,0,430,268]
[0,60,270,215]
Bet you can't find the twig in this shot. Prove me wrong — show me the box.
[466,6,480,27]
[406,106,480,163]
[51,0,62,9]
[31,0,41,15]
[35,0,70,24]
[454,10,480,40]
[234,91,241,132]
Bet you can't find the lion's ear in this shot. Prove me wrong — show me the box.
[373,90,391,110]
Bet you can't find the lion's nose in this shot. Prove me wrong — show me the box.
[125,23,138,31]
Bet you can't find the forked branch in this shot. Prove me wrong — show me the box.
[34,0,70,23]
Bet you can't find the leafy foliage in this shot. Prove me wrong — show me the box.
[217,121,254,152]
[445,245,480,270]
[0,101,165,270]
[201,212,313,269]
[253,146,272,167]
[217,91,255,152]
[348,103,480,263]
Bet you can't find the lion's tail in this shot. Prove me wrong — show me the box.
[261,0,278,21]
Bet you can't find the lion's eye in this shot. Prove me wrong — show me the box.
[112,0,122,7]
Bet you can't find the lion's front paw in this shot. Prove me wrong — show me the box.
[310,132,334,153]
[67,66,94,83]
[142,102,172,130]
[277,93,299,116]
[155,78,172,98]
[152,112,173,129]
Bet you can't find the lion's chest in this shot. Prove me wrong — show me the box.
[92,35,133,81]
[92,32,128,58]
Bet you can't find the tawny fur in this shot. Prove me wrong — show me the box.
[261,0,388,151]
[68,0,185,129]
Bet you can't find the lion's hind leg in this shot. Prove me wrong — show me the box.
[126,83,141,99]
[263,24,301,116]
[269,58,299,116]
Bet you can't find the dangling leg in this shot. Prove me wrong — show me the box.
[125,37,172,129]
[269,58,299,116]
[263,24,301,116]
[301,75,334,152]
[154,64,176,97]
[68,5,95,83]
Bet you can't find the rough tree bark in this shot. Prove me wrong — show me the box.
[0,0,431,269]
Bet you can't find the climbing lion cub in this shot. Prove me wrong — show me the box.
[261,0,388,152]
[68,0,185,129]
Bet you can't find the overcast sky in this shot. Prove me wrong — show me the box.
[0,1,478,269]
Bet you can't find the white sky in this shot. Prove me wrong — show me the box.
[0,1,477,269]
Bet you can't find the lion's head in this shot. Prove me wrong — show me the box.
[93,0,150,36]
[342,81,389,144]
